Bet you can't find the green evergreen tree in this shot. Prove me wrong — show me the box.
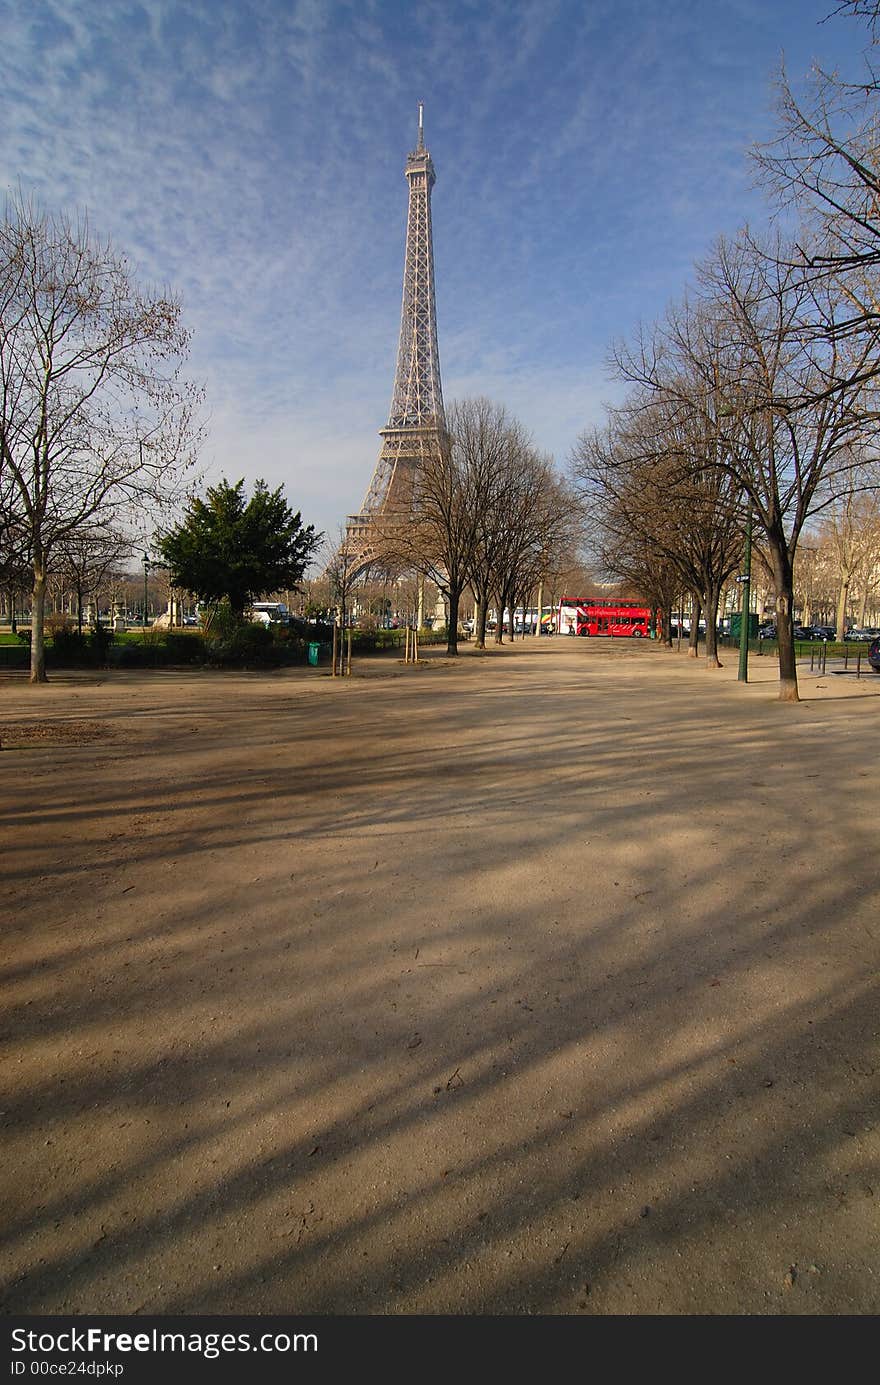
[158,479,321,618]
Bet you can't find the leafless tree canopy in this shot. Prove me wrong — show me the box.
[808,464,880,634]
[367,398,574,655]
[594,232,880,698]
[0,194,201,681]
[754,2,880,358]
[573,364,746,667]
[54,527,132,635]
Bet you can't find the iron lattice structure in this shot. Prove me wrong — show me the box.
[346,106,445,569]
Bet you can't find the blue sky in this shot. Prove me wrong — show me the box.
[1,0,872,541]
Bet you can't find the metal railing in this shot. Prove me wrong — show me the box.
[718,633,870,678]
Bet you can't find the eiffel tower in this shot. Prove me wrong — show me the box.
[345,104,445,571]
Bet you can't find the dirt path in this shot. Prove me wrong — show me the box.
[1,639,878,1314]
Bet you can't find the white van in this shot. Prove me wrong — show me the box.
[249,602,289,625]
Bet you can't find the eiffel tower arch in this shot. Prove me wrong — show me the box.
[345,105,446,575]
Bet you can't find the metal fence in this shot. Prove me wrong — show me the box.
[717,633,874,677]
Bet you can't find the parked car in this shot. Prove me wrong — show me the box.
[758,623,777,641]
[869,635,880,673]
[847,626,880,642]
[792,625,813,641]
[808,625,836,642]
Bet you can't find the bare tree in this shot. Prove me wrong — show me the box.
[0,195,200,682]
[856,553,880,622]
[322,525,363,631]
[460,400,524,650]
[590,505,681,649]
[368,399,571,655]
[614,233,879,699]
[705,235,878,694]
[54,527,131,635]
[407,425,481,656]
[442,399,575,650]
[0,494,30,629]
[574,369,746,668]
[813,470,880,635]
[754,2,880,373]
[488,452,569,647]
[828,1,880,34]
[380,402,511,656]
[511,480,583,640]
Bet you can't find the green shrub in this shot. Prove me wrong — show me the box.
[111,642,149,668]
[107,634,199,668]
[44,626,114,665]
[270,627,309,663]
[347,628,404,652]
[50,628,90,662]
[87,626,114,664]
[162,631,205,664]
[201,601,238,639]
[206,621,277,667]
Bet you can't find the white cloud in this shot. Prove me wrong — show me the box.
[1,0,869,540]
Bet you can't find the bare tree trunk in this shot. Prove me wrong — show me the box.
[447,585,460,656]
[472,585,489,649]
[30,556,48,684]
[688,595,702,658]
[703,582,723,668]
[661,602,673,648]
[495,584,513,644]
[835,573,851,642]
[475,599,489,649]
[770,543,798,701]
[522,592,531,639]
[514,589,525,639]
[493,590,504,644]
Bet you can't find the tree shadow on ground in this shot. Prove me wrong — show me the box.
[1,649,878,1313]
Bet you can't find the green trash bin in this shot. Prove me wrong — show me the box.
[307,642,321,666]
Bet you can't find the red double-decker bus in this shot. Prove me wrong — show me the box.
[558,597,652,637]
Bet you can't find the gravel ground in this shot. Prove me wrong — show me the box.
[1,637,878,1315]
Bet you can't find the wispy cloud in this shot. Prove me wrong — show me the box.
[1,0,868,536]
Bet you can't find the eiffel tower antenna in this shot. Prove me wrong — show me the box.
[346,106,445,568]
